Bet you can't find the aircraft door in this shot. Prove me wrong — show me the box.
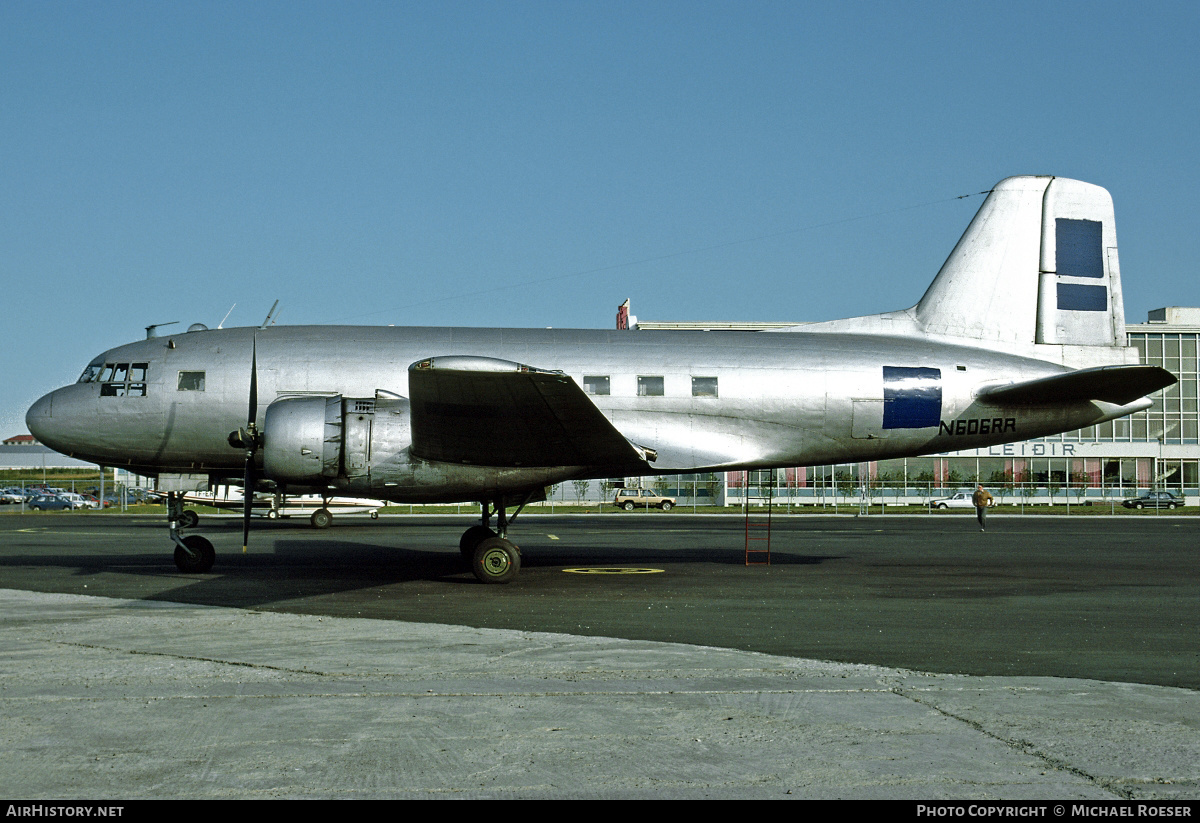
[851,399,887,439]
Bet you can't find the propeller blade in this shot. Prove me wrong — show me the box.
[248,336,259,427]
[242,459,254,554]
[242,335,259,554]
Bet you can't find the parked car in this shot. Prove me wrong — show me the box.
[613,488,676,511]
[1122,491,1184,510]
[0,489,25,504]
[27,494,75,511]
[57,492,98,509]
[929,491,993,509]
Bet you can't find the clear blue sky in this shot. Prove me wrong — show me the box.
[3,0,1198,437]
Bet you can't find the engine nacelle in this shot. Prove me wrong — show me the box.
[261,392,412,485]
[262,395,343,483]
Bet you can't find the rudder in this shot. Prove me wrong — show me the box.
[1035,178,1124,346]
[914,176,1125,349]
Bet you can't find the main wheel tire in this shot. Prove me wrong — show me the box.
[174,535,215,573]
[311,508,333,528]
[459,525,497,559]
[471,536,521,584]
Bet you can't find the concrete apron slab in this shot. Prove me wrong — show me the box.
[0,589,1195,799]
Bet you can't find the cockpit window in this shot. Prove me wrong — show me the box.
[94,362,150,397]
[77,361,103,384]
[177,371,205,391]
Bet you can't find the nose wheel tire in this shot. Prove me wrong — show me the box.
[173,535,215,573]
[310,508,333,529]
[471,536,520,584]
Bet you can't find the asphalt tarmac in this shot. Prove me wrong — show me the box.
[1,510,1197,799]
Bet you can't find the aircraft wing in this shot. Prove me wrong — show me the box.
[407,356,650,468]
[978,364,1176,406]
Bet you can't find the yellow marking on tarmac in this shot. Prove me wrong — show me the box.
[547,534,559,540]
[562,567,665,575]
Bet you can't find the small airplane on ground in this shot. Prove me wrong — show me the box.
[27,176,1175,582]
[144,486,385,528]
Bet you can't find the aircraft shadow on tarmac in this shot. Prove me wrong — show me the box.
[0,514,843,613]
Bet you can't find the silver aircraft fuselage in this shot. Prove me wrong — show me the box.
[26,324,1146,502]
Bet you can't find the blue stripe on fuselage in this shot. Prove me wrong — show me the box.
[882,366,941,429]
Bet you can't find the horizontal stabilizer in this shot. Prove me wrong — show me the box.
[408,356,648,468]
[978,365,1176,407]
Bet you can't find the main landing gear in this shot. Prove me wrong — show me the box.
[459,497,530,584]
[167,492,215,573]
[165,487,531,583]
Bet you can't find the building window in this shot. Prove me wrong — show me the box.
[637,376,664,397]
[692,376,718,398]
[177,371,206,391]
[583,376,610,396]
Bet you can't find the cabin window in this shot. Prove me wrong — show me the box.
[177,371,206,391]
[692,376,718,397]
[637,376,664,397]
[583,376,610,396]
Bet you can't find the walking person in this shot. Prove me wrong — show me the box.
[972,484,993,531]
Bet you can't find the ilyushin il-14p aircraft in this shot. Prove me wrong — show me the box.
[27,176,1176,583]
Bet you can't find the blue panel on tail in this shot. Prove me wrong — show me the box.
[1057,283,1108,312]
[1056,218,1104,278]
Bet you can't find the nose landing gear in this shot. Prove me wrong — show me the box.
[167,492,215,573]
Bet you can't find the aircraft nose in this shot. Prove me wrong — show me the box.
[26,389,71,453]
[26,392,54,439]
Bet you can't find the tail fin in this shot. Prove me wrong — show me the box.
[915,175,1125,348]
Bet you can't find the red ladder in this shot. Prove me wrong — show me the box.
[744,469,774,565]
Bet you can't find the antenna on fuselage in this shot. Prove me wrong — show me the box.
[217,304,236,329]
[145,321,180,339]
[260,300,280,329]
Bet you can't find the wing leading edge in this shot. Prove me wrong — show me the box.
[978,364,1176,406]
[408,356,650,468]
